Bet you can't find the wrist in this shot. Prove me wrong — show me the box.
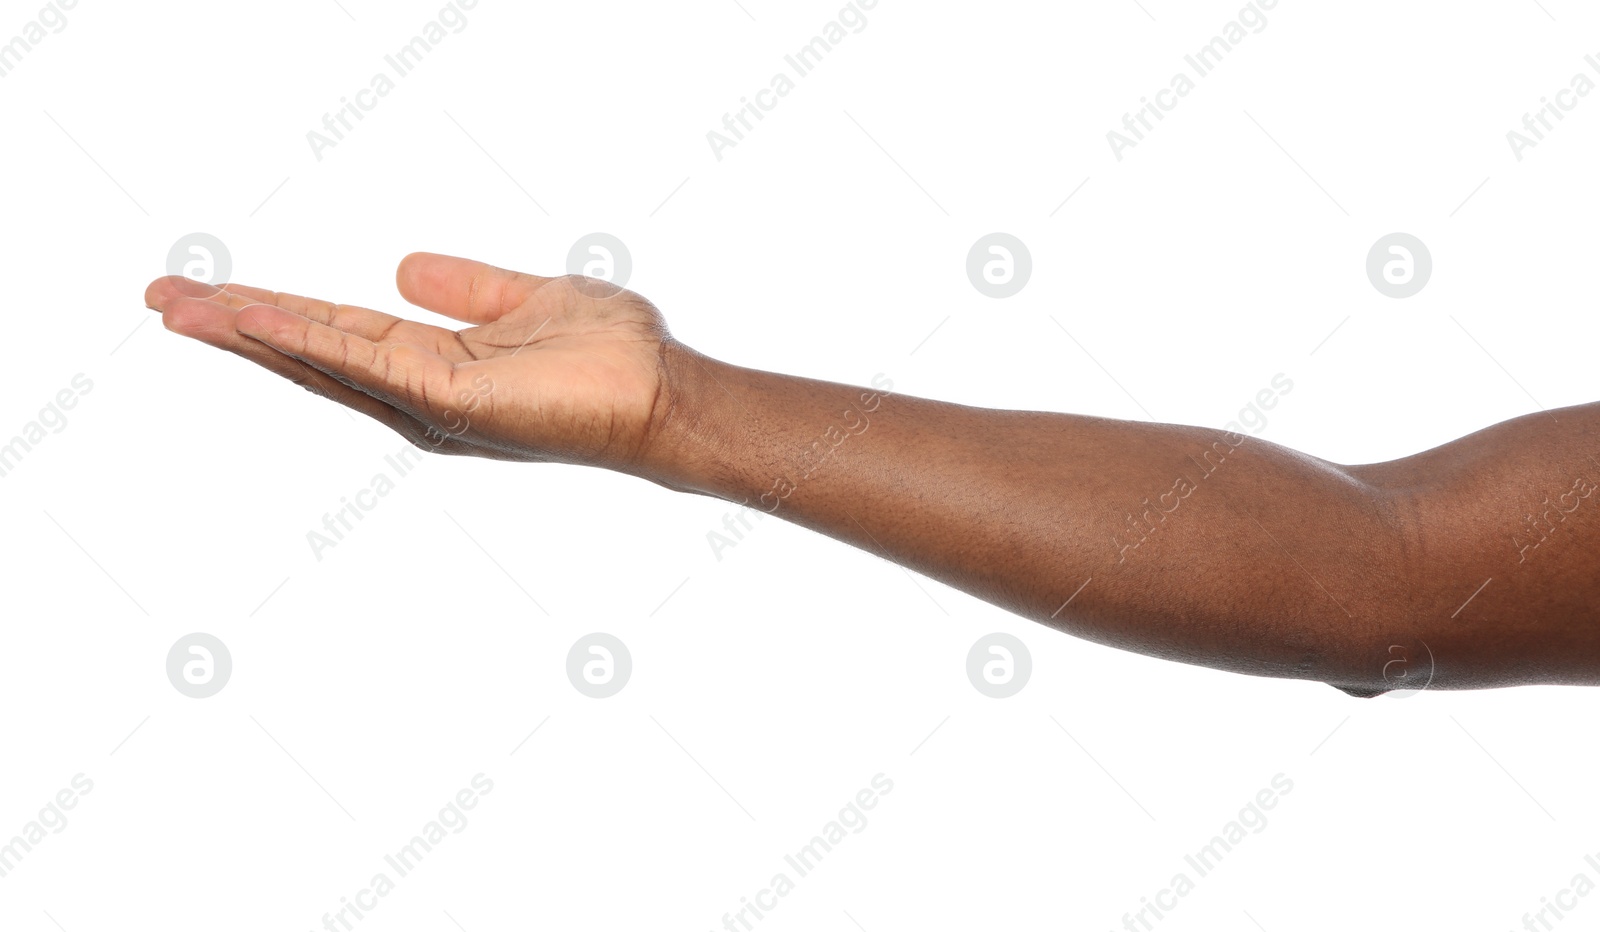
[636,340,899,512]
[633,338,744,498]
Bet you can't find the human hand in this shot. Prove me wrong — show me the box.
[144,253,694,474]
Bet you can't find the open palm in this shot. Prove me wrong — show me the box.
[145,253,679,469]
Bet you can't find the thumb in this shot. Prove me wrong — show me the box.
[396,252,552,325]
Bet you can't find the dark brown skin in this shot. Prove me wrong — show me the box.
[144,254,1600,696]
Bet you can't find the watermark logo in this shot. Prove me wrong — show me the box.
[756,374,895,515]
[0,373,93,480]
[566,633,631,698]
[566,232,632,299]
[166,633,232,699]
[1506,54,1600,161]
[707,498,768,562]
[311,774,494,930]
[966,233,1031,298]
[1366,232,1430,299]
[1106,0,1283,161]
[706,0,884,162]
[0,1,81,81]
[1114,773,1294,928]
[1513,466,1599,565]
[166,233,232,286]
[709,774,893,930]
[1510,852,1600,931]
[305,441,432,561]
[305,0,482,162]
[0,774,93,882]
[1379,639,1434,700]
[966,633,1031,698]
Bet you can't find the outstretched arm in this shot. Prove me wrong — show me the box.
[144,255,1600,695]
[655,348,1600,695]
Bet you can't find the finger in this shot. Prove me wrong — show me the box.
[235,302,457,421]
[146,274,225,310]
[214,283,469,359]
[219,283,404,339]
[396,252,553,324]
[161,295,456,450]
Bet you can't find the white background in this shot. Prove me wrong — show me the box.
[2,0,1597,929]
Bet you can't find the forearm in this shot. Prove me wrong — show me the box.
[647,343,1425,691]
